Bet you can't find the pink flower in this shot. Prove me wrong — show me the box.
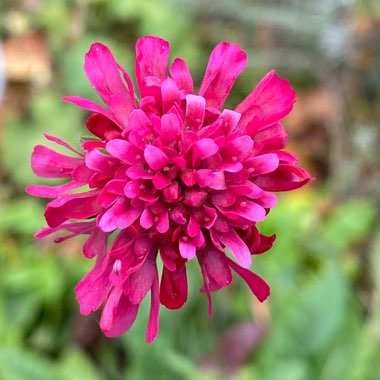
[27,36,311,342]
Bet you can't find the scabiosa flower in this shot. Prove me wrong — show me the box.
[26,36,311,342]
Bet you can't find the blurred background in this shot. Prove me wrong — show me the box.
[1,0,380,379]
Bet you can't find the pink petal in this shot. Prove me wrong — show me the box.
[236,70,296,127]
[31,145,82,178]
[219,109,241,134]
[101,289,140,338]
[75,260,112,315]
[85,149,118,173]
[84,43,135,117]
[99,198,142,232]
[140,208,155,229]
[187,215,200,238]
[201,248,232,290]
[246,153,279,175]
[160,265,188,309]
[135,36,170,95]
[159,244,178,271]
[183,190,207,207]
[152,173,171,189]
[81,140,106,150]
[26,181,83,198]
[106,94,132,129]
[144,145,169,171]
[124,180,140,198]
[254,164,312,192]
[128,252,157,304]
[229,181,263,199]
[254,123,288,150]
[106,139,142,165]
[105,179,126,195]
[62,96,117,123]
[199,42,247,109]
[134,236,153,257]
[97,188,119,208]
[226,257,270,302]
[223,136,254,159]
[156,210,169,233]
[256,192,278,208]
[83,228,108,259]
[146,266,160,343]
[170,58,194,93]
[185,94,206,130]
[126,166,152,180]
[179,238,196,260]
[86,113,121,141]
[212,228,252,268]
[45,191,101,227]
[161,78,180,113]
[211,190,236,207]
[160,113,180,146]
[196,169,226,190]
[218,199,266,222]
[44,133,83,156]
[194,138,219,159]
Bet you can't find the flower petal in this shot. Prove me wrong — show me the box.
[99,198,142,232]
[194,138,219,160]
[106,139,142,165]
[25,181,83,198]
[62,96,117,123]
[212,228,252,268]
[160,264,188,309]
[254,164,312,192]
[31,145,82,178]
[218,200,266,222]
[179,238,196,260]
[135,36,170,95]
[226,257,270,302]
[85,149,118,173]
[170,58,194,93]
[144,145,169,171]
[86,113,121,141]
[101,289,140,338]
[196,169,226,190]
[236,70,296,127]
[161,78,180,113]
[185,94,206,130]
[146,265,160,343]
[128,249,157,304]
[75,258,112,315]
[84,43,135,117]
[199,42,246,109]
[160,113,180,146]
[246,153,279,175]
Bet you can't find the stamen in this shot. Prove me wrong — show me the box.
[240,201,247,207]
[112,259,122,276]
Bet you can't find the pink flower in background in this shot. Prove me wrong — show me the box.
[26,36,311,342]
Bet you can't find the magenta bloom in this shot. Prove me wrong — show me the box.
[27,36,311,342]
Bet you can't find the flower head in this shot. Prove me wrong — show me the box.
[27,36,311,342]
